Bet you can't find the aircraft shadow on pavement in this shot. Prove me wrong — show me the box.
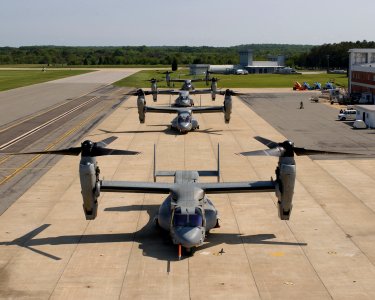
[1,205,307,261]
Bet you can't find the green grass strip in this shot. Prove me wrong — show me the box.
[0,69,92,92]
[114,69,348,89]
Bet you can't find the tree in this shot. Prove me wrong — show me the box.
[171,57,178,71]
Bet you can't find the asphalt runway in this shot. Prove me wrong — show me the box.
[0,69,140,127]
[0,88,375,299]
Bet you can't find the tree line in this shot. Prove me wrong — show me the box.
[0,44,311,66]
[291,40,375,69]
[0,41,373,68]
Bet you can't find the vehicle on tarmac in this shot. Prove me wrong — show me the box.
[234,69,248,75]
[338,109,357,121]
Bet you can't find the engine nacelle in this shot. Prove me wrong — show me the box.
[275,158,296,220]
[79,158,100,220]
[137,96,146,123]
[211,82,217,100]
[151,84,158,102]
[224,96,232,123]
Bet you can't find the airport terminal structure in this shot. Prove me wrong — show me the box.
[349,48,375,102]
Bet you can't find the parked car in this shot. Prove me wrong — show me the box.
[234,69,248,75]
[353,120,367,129]
[338,109,357,121]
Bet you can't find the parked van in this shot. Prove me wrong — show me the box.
[338,109,357,121]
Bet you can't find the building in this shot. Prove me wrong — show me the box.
[189,64,210,75]
[348,48,375,103]
[240,49,285,74]
[189,49,286,75]
[354,105,375,128]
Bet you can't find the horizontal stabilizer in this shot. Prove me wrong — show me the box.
[155,171,176,177]
[197,170,219,177]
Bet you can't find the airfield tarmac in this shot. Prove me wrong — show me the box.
[1,86,375,299]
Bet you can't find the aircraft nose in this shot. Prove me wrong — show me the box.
[174,226,204,248]
[178,122,192,132]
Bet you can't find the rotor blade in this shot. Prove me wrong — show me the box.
[91,148,140,156]
[238,148,284,157]
[254,136,279,149]
[292,147,360,156]
[95,136,117,148]
[24,245,61,261]
[5,147,82,156]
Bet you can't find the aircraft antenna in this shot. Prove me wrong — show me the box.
[153,144,156,182]
[217,143,220,182]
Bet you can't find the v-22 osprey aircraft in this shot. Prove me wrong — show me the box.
[133,89,233,133]
[3,136,358,259]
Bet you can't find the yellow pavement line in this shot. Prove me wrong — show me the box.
[0,97,98,166]
[0,103,109,186]
[0,101,72,134]
[0,155,10,165]
[0,91,100,134]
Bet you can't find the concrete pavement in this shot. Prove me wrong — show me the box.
[0,90,375,299]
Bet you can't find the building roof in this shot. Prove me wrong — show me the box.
[354,105,375,111]
[349,48,375,53]
[249,61,280,67]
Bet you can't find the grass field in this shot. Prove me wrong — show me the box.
[0,64,170,69]
[0,69,92,92]
[114,69,348,89]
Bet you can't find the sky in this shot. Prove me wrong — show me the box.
[1,0,375,47]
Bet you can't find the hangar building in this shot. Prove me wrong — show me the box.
[239,49,285,74]
[189,49,285,75]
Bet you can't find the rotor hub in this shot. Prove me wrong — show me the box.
[81,140,95,156]
[280,140,295,157]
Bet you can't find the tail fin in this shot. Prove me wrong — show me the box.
[153,144,220,182]
[153,144,175,182]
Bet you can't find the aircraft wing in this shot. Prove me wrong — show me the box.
[156,90,179,95]
[198,180,275,194]
[189,89,212,95]
[144,106,182,114]
[100,180,173,194]
[190,106,224,113]
[169,79,188,82]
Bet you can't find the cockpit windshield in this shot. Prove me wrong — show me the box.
[178,113,191,123]
[173,213,203,227]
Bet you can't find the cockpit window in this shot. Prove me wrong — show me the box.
[173,213,203,227]
[178,113,191,123]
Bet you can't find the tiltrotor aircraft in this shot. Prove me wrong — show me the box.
[3,136,358,260]
[133,88,209,107]
[169,78,206,91]
[134,89,232,133]
[162,78,221,103]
